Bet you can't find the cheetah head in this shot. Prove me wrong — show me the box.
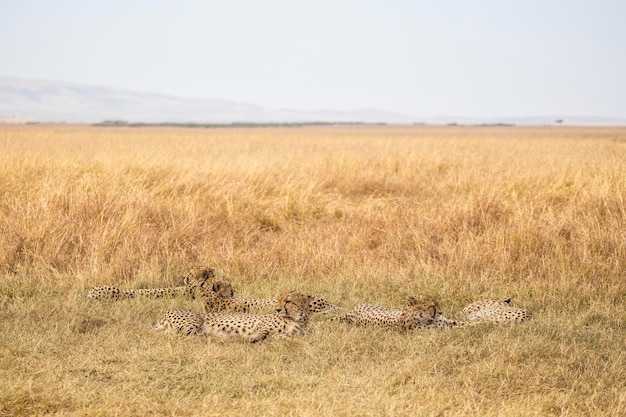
[276,292,310,322]
[202,277,235,299]
[400,295,442,329]
[183,266,216,286]
[181,267,218,298]
[461,298,511,316]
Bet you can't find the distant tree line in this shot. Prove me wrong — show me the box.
[92,120,388,128]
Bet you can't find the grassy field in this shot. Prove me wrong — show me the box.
[0,124,625,416]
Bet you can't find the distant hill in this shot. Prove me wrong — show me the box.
[1,76,624,125]
[0,76,415,124]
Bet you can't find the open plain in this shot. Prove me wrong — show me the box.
[1,124,625,416]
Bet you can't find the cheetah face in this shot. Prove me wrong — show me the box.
[182,267,217,298]
[184,267,216,285]
[199,277,235,299]
[210,278,235,298]
[400,295,445,329]
[403,295,441,319]
[276,292,310,322]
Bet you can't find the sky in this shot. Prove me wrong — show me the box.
[1,0,625,118]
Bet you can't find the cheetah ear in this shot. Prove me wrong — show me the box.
[407,296,416,306]
[428,305,437,318]
[183,273,191,286]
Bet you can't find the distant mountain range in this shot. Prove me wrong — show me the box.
[0,76,416,124]
[1,76,625,126]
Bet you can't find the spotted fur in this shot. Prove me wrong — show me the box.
[201,290,338,315]
[462,298,532,323]
[156,291,311,343]
[332,295,471,330]
[154,308,204,335]
[86,267,231,300]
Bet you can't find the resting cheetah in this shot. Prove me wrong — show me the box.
[154,308,205,335]
[461,298,532,323]
[86,267,231,300]
[156,291,311,343]
[201,289,338,314]
[332,295,471,330]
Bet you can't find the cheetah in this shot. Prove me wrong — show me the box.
[201,289,338,315]
[86,267,232,300]
[154,308,204,335]
[461,298,532,323]
[332,295,471,331]
[156,291,311,343]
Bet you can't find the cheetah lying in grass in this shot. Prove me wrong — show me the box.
[332,295,473,330]
[86,267,233,300]
[201,287,338,315]
[461,298,532,323]
[156,291,311,343]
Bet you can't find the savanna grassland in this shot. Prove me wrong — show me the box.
[1,124,625,416]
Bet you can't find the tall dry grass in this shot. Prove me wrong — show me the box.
[0,124,625,416]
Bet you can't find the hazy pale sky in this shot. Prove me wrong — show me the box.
[1,0,625,118]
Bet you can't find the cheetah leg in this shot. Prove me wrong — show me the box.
[155,320,176,334]
[155,320,200,335]
[329,312,356,325]
[249,330,270,343]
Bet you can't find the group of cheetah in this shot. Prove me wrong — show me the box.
[87,266,532,343]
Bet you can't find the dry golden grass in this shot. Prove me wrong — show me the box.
[1,124,625,416]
